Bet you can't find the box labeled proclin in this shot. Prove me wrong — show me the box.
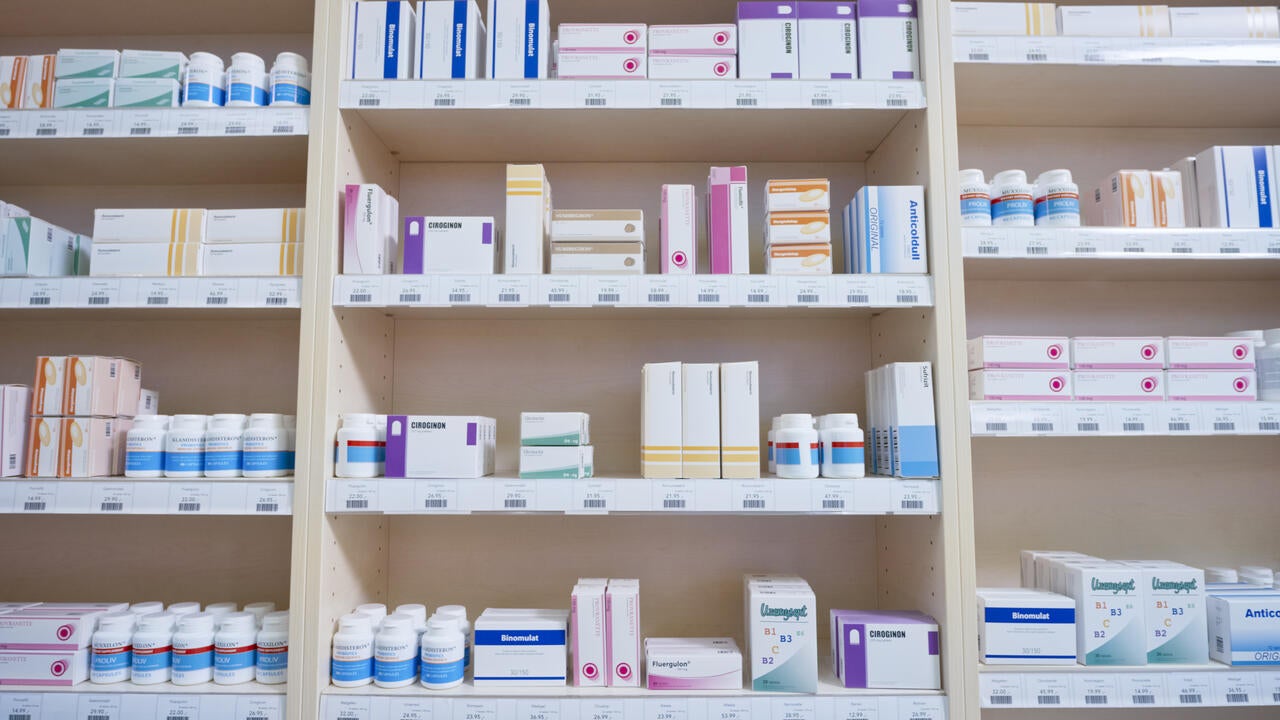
[571,582,606,686]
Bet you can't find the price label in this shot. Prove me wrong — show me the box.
[572,479,615,514]
[728,81,766,108]
[836,275,878,306]
[802,82,837,108]
[0,112,23,138]
[352,82,390,108]
[965,227,1008,257]
[501,82,541,108]
[1258,230,1280,256]
[0,693,43,720]
[774,699,814,720]
[1016,228,1058,257]
[26,111,70,138]
[168,483,212,514]
[814,480,854,512]
[971,402,1016,435]
[17,482,56,513]
[73,110,117,137]
[955,37,999,63]
[893,480,934,513]
[388,275,430,306]
[166,109,212,137]
[237,697,283,720]
[576,82,616,108]
[198,279,241,307]
[1157,403,1203,434]
[707,700,751,720]
[266,108,304,135]
[490,277,532,306]
[22,278,63,307]
[643,700,688,720]
[692,276,730,306]
[338,480,379,512]
[887,277,929,306]
[1067,404,1109,435]
[739,275,782,306]
[878,83,914,109]
[1120,674,1168,707]
[833,697,884,720]
[91,483,135,513]
[121,110,164,138]
[897,697,945,719]
[428,82,465,108]
[340,277,384,305]
[981,674,1026,708]
[140,278,183,307]
[439,277,483,306]
[517,700,560,720]
[259,279,300,307]
[1066,229,1109,256]
[541,276,582,305]
[78,695,122,720]
[1015,38,1058,63]
[1020,404,1065,435]
[639,276,680,306]
[652,82,692,108]
[1215,673,1260,706]
[215,109,258,136]
[1256,671,1280,705]
[733,480,775,512]
[1076,39,1118,64]
[1027,674,1071,709]
[589,276,634,306]
[1074,674,1120,708]
[454,700,497,720]
[156,697,202,720]
[1206,404,1245,434]
[1164,232,1207,255]
[1252,404,1280,434]
[416,479,459,513]
[388,699,434,720]
[1216,236,1249,255]
[584,700,624,720]
[1168,673,1212,706]
[250,484,289,514]
[81,279,121,307]
[653,480,695,511]
[1111,404,1156,435]
[496,480,536,511]
[326,698,371,720]
[1134,39,1168,65]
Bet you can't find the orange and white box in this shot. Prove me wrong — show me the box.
[765,179,831,212]
[26,417,116,478]
[25,417,60,477]
[766,211,831,245]
[1091,170,1155,228]
[766,243,833,274]
[1150,170,1186,229]
[0,56,26,109]
[30,356,68,417]
[62,356,121,417]
[22,55,54,109]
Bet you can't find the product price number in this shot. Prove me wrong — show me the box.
[198,279,240,307]
[572,480,615,514]
[729,82,766,108]
[26,111,69,138]
[352,82,389,108]
[1,694,43,720]
[541,277,581,305]
[831,698,883,720]
[774,699,815,720]
[17,483,56,513]
[707,700,751,720]
[500,82,540,108]
[440,278,482,306]
[981,674,1026,708]
[1215,674,1260,705]
[91,484,135,514]
[586,700,624,720]
[899,698,945,720]
[168,484,212,514]
[140,279,182,307]
[517,701,559,720]
[1027,675,1071,708]
[166,110,212,137]
[733,481,774,511]
[388,699,433,720]
[1257,672,1280,705]
[416,480,458,513]
[73,111,116,137]
[652,82,691,108]
[82,280,120,307]
[1075,674,1119,707]
[326,698,371,720]
[803,82,837,108]
[123,110,163,137]
[337,481,378,512]
[497,481,536,511]
[739,276,781,306]
[156,697,201,720]
[644,701,687,720]
[692,277,730,306]
[250,484,289,514]
[490,278,532,306]
[267,109,303,135]
[455,701,497,720]
[814,481,853,512]
[836,276,878,306]
[77,695,122,720]
[0,113,23,138]
[215,110,257,136]
[342,277,384,306]
[259,279,300,307]
[22,279,62,307]
[639,276,680,306]
[427,82,464,108]
[590,277,633,306]
[653,480,694,511]
[1120,675,1167,707]
[1170,674,1212,706]
[787,277,831,306]
[386,275,428,306]
[577,82,615,108]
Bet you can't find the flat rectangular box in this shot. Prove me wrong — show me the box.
[90,242,202,277]
[23,55,54,109]
[558,23,648,51]
[518,445,593,479]
[1071,337,1165,370]
[118,50,187,80]
[605,579,640,687]
[55,49,119,78]
[1072,370,1164,401]
[1166,336,1255,369]
[30,357,66,417]
[0,609,106,650]
[1169,6,1279,38]
[708,166,750,274]
[487,0,551,78]
[661,185,696,274]
[854,186,927,274]
[889,362,939,478]
[951,2,1058,36]
[26,417,116,478]
[350,0,416,79]
[1171,157,1201,227]
[646,637,737,649]
[798,2,858,79]
[556,50,647,79]
[0,649,89,686]
[2,218,78,277]
[550,241,644,274]
[858,0,919,79]
[137,388,160,416]
[115,359,141,419]
[571,583,606,686]
[206,208,305,244]
[112,78,179,107]
[1195,146,1277,229]
[521,412,590,446]
[647,54,737,79]
[649,25,737,54]
[93,209,207,244]
[506,165,551,274]
[642,362,682,479]
[737,1,799,79]
[1067,563,1146,665]
[835,611,940,688]
[551,210,644,242]
[473,612,567,686]
[766,211,831,245]
[968,336,1069,370]
[384,415,496,478]
[0,386,29,477]
[765,243,832,274]
[747,582,816,692]
[0,57,25,109]
[1130,563,1207,664]
[201,243,304,276]
[343,184,392,274]
[52,77,113,108]
[1150,170,1186,229]
[977,591,1076,664]
[766,179,831,213]
[682,364,721,479]
[417,0,485,79]
[1057,5,1171,36]
[1091,170,1155,228]
[1167,370,1258,401]
[646,644,741,690]
[1208,593,1280,665]
[403,216,497,274]
[62,356,121,417]
[969,369,1072,401]
[720,361,760,479]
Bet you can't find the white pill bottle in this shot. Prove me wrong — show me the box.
[991,169,1035,227]
[205,413,247,478]
[821,413,866,478]
[90,612,136,684]
[336,412,385,477]
[131,612,176,685]
[256,611,290,684]
[184,52,226,107]
[243,413,290,478]
[124,414,170,478]
[243,601,276,628]
[959,168,992,227]
[434,605,471,668]
[331,613,375,687]
[270,52,311,106]
[1033,169,1081,227]
[172,612,216,685]
[226,52,269,107]
[164,414,208,478]
[374,615,418,688]
[420,617,465,690]
[214,612,258,685]
[774,413,820,479]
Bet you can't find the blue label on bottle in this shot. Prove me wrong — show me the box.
[173,648,213,672]
[464,644,470,667]
[831,446,865,464]
[1036,196,1080,220]
[992,197,1033,220]
[93,649,131,672]
[229,82,269,106]
[421,657,464,684]
[346,446,385,463]
[243,450,290,472]
[332,657,373,682]
[961,197,991,218]
[133,649,172,672]
[271,84,310,105]
[164,451,204,473]
[374,656,416,683]
[184,82,226,106]
[126,450,164,472]
[775,446,821,466]
[257,649,288,669]
[215,646,256,671]
[204,450,243,472]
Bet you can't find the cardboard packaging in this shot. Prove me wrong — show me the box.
[343,184,394,274]
[556,51,647,79]
[969,369,1073,401]
[1208,593,1280,665]
[62,356,121,417]
[968,336,1069,370]
[1166,336,1256,369]
[642,362,682,479]
[720,361,760,479]
[649,25,737,54]
[855,185,927,274]
[93,209,207,244]
[766,211,832,245]
[0,386,29,478]
[646,643,742,690]
[661,185,696,274]
[1070,337,1164,370]
[518,445,593,479]
[1091,170,1155,228]
[202,243,304,276]
[118,50,188,80]
[30,357,67,417]
[1067,563,1146,665]
[737,1,799,79]
[765,178,831,212]
[0,649,89,686]
[1057,5,1172,36]
[833,610,940,688]
[25,417,116,478]
[605,579,641,687]
[487,0,551,78]
[2,218,79,278]
[520,412,589,446]
[205,208,305,244]
[747,579,817,692]
[681,363,720,479]
[1166,370,1258,401]
[23,55,55,109]
[473,610,567,686]
[417,0,486,79]
[647,54,736,78]
[137,388,160,416]
[571,582,606,686]
[349,0,417,79]
[403,216,498,274]
[0,56,25,109]
[550,241,644,274]
[384,415,496,478]
[1170,157,1201,227]
[858,0,919,79]
[889,362,939,478]
[558,24,647,51]
[54,49,119,78]
[977,590,1077,664]
[951,2,1058,36]
[765,243,832,274]
[551,210,644,242]
[708,166,750,274]
[112,78,180,107]
[0,608,109,649]
[1128,562,1208,664]
[1072,371,1165,401]
[1195,146,1278,229]
[90,242,202,277]
[506,164,552,273]
[1150,170,1186,228]
[52,78,113,108]
[115,359,141,418]
[797,2,858,79]
[1170,6,1280,38]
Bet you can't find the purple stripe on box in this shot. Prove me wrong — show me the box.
[385,415,407,477]
[842,622,868,689]
[797,1,856,19]
[858,0,916,18]
[466,422,477,446]
[770,72,793,78]
[928,631,939,656]
[892,70,916,79]
[403,217,425,274]
[482,222,493,245]
[738,1,796,20]
[831,72,854,78]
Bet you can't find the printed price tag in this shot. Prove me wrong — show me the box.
[813,480,854,513]
[1016,229,1059,257]
[971,403,1016,435]
[337,480,379,512]
[981,674,1026,708]
[121,110,164,138]
[651,82,692,108]
[388,699,434,720]
[1253,404,1280,434]
[326,697,371,720]
[1019,404,1065,435]
[1205,404,1245,434]
[739,275,782,306]
[728,81,766,108]
[340,277,383,305]
[1111,404,1156,435]
[26,111,70,138]
[1157,403,1203,434]
[0,693,43,720]
[439,277,483,306]
[518,700,560,720]
[1215,236,1249,255]
[589,276,634,306]
[892,480,935,513]
[1168,673,1212,706]
[732,480,775,511]
[490,277,532,306]
[265,109,302,135]
[1066,229,1109,256]
[886,277,928,306]
[1256,671,1280,705]
[836,275,878,305]
[198,279,241,307]
[500,82,541,108]
[964,227,1008,257]
[643,700,687,720]
[16,482,56,513]
[787,277,831,306]
[898,697,945,719]
[572,479,615,514]
[576,82,616,108]
[22,278,63,307]
[215,109,258,136]
[955,37,999,63]
[1120,674,1168,707]
[878,83,914,109]
[692,276,730,306]
[168,484,212,514]
[1015,38,1058,63]
[250,484,289,514]
[166,109,213,137]
[454,700,497,720]
[1164,232,1207,255]
[1076,39,1121,64]
[259,279,300,307]
[774,699,814,720]
[0,112,23,138]
[1074,674,1120,708]
[416,480,459,513]
[387,275,429,306]
[427,82,465,108]
[351,82,389,108]
[236,697,283,720]
[1066,404,1109,435]
[156,696,201,720]
[639,276,680,306]
[496,480,536,511]
[91,483,135,513]
[1258,230,1280,256]
[81,279,121,307]
[1215,672,1260,706]
[1026,674,1071,708]
[73,110,117,137]
[584,700,624,720]
[1134,39,1168,65]
[541,276,583,305]
[802,82,837,108]
[653,480,695,511]
[78,695,122,720]
[139,278,182,307]
[833,697,884,720]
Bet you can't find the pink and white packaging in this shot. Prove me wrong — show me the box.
[343,183,394,274]
[1166,370,1257,401]
[969,369,1072,401]
[570,582,606,687]
[661,184,696,274]
[61,356,120,417]
[1165,336,1255,369]
[115,358,142,417]
[0,649,90,686]
[648,55,736,79]
[649,25,737,55]
[1,385,29,477]
[605,579,640,687]
[556,51,647,78]
[0,609,107,649]
[646,643,742,690]
[558,24,647,51]
[708,166,750,274]
[1072,370,1165,401]
[967,336,1069,370]
[1070,337,1164,370]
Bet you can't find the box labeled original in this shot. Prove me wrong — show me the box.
[417,0,485,79]
[473,612,567,686]
[350,0,417,79]
[571,582,606,686]
[506,165,551,273]
[521,412,589,446]
[1067,563,1146,665]
[708,166,750,274]
[555,51,646,79]
[55,49,119,78]
[737,1,799,79]
[403,216,497,274]
[720,361,760,479]
[648,54,736,79]
[968,336,1069,370]
[384,415,496,478]
[206,208,305,244]
[62,356,121,417]
[766,243,832,275]
[661,185,696,274]
[797,2,858,79]
[0,649,89,686]
[1208,594,1280,665]
[606,579,640,686]
[649,25,737,54]
[550,241,644,274]
[1170,6,1280,38]
[646,644,741,690]
[23,55,55,109]
[343,184,394,274]
[93,209,207,244]
[765,179,831,212]
[112,78,179,107]
[1,386,29,477]
[1166,336,1255,369]
[1166,370,1257,401]
[1150,170,1186,228]
[2,218,79,277]
[1071,337,1164,370]
[977,590,1077,664]
[559,24,647,51]
[1091,170,1155,228]
[855,186,927,274]
[1073,370,1164,401]
[969,369,1072,401]
[487,0,551,78]
[551,210,644,242]
[858,0,919,79]
[1129,562,1207,664]
[202,243,303,276]
[1057,5,1171,36]
[52,78,113,108]
[518,445,593,479]
[747,582,817,692]
[951,2,1058,35]
[642,362,682,478]
[766,211,831,245]
[1196,146,1277,229]
[119,50,187,80]
[0,56,26,109]
[682,363,720,479]
[90,242,202,277]
[835,610,940,689]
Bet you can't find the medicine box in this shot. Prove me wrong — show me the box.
[766,243,833,274]
[737,1,799,79]
[570,583,606,686]
[661,185,696,274]
[112,78,179,107]
[137,388,160,416]
[551,210,644,242]
[854,186,927,274]
[62,356,121,417]
[642,362,682,478]
[52,78,113,108]
[951,2,1058,36]
[968,336,1069,370]
[1070,337,1164,370]
[23,55,54,109]
[487,0,551,79]
[521,412,589,446]
[1057,5,1172,37]
[1208,593,1280,666]
[858,0,919,79]
[0,649,90,686]
[0,57,24,109]
[349,0,417,79]
[888,362,940,478]
[605,579,641,687]
[556,51,647,79]
[765,179,831,212]
[649,25,737,54]
[206,208,305,245]
[505,165,551,274]
[646,644,742,690]
[473,611,567,686]
[343,184,393,274]
[30,357,67,417]
[834,610,940,689]
[1072,370,1164,401]
[1195,146,1277,229]
[1166,336,1255,369]
[766,211,831,245]
[708,166,750,274]
[384,415,496,478]
[90,242,202,277]
[417,0,485,79]
[54,49,119,78]
[1129,562,1207,664]
[0,386,29,477]
[115,359,142,418]
[1150,170,1186,229]
[25,417,115,478]
[93,209,207,244]
[681,363,721,479]
[720,361,760,479]
[518,445,593,479]
[118,50,187,80]
[797,2,858,79]
[969,369,1073,401]
[403,216,497,274]
[1170,6,1280,38]
[558,24,648,51]
[550,241,644,274]
[1171,157,1201,227]
[1067,563,1146,665]
[202,243,304,276]
[0,609,105,649]
[1166,370,1257,401]
[747,582,817,692]
[1091,170,1155,228]
[2,217,79,278]
[977,590,1076,664]
[648,55,736,79]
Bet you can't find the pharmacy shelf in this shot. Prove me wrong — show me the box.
[326,475,939,515]
[953,37,1280,68]
[0,109,308,185]
[979,664,1280,710]
[333,275,933,313]
[0,683,285,720]
[338,80,923,162]
[0,277,301,312]
[0,478,293,515]
[970,401,1280,437]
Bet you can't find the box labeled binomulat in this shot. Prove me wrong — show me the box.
[649,25,737,54]
[977,590,1076,665]
[349,0,417,79]
[384,415,496,478]
[1166,370,1257,401]
[417,0,485,79]
[1070,337,1164,370]
[487,0,551,79]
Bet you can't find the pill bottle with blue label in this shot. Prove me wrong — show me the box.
[774,413,820,479]
[205,413,247,478]
[243,601,276,629]
[332,613,375,687]
[420,617,465,690]
[1034,169,1081,227]
[243,413,290,478]
[183,52,226,107]
[91,613,136,684]
[131,612,176,685]
[270,52,311,106]
[336,412,385,478]
[959,168,992,227]
[226,52,269,107]
[395,604,428,675]
[374,615,418,688]
[214,612,257,685]
[164,414,207,478]
[821,413,865,478]
[434,605,471,668]
[256,611,289,684]
[172,612,216,685]
[125,415,169,478]
[991,169,1035,227]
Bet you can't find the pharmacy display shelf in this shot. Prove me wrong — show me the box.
[0,683,285,720]
[0,108,308,142]
[979,664,1280,710]
[970,401,1280,437]
[0,478,294,515]
[953,36,1280,68]
[325,475,939,516]
[0,277,302,312]
[338,81,923,162]
[333,275,933,313]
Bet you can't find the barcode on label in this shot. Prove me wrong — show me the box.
[583,498,606,509]
[548,293,571,302]
[736,98,759,106]
[1084,52,1104,62]
[510,97,533,106]
[177,126,200,135]
[1084,695,1108,705]
[346,499,369,509]
[434,98,457,107]
[265,296,289,306]
[498,293,521,302]
[901,500,924,509]
[822,499,845,509]
[1036,695,1060,705]
[885,96,909,107]
[1074,246,1098,254]
[1169,422,1192,431]
[1227,693,1249,703]
[87,715,113,720]
[1031,422,1054,432]
[796,293,820,304]
[647,293,669,303]
[359,98,381,106]
[504,498,528,508]
[663,499,686,509]
[1214,422,1235,431]
[747,293,770,303]
[28,296,51,305]
[847,293,870,303]
[896,294,919,303]
[1179,694,1202,704]
[1258,421,1280,431]
[1221,247,1241,254]
[11,713,34,720]
[811,98,833,107]
[349,293,372,303]
[1122,422,1145,431]
[178,502,201,512]
[36,128,57,136]
[256,503,279,512]
[697,293,720,302]
[1078,422,1100,432]
[1272,692,1280,702]
[584,98,607,106]
[660,98,683,106]
[1026,246,1049,255]
[88,295,110,305]
[147,295,170,305]
[1142,56,1163,63]
[130,127,152,136]
[1027,52,1048,61]
[742,499,766,509]
[206,296,229,305]
[988,696,1011,705]
[23,501,46,511]
[448,293,471,303]
[1123,246,1144,253]
[1171,246,1193,253]
[0,128,10,136]
[224,125,246,134]
[977,245,1000,255]
[985,422,1008,432]
[83,127,106,136]
[969,53,991,61]
[597,293,621,303]
[1132,695,1155,704]
[272,125,294,133]
[100,502,124,511]
[424,498,448,508]
[167,715,190,720]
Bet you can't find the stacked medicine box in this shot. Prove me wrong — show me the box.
[641,361,760,480]
[736,0,918,80]
[865,362,940,478]
[25,356,146,478]
[1,203,90,278]
[557,23,649,80]
[549,209,646,275]
[0,601,129,686]
[92,208,304,277]
[519,412,593,479]
[764,178,834,275]
[569,578,640,687]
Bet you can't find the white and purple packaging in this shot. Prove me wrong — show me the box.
[797,2,858,79]
[661,184,695,274]
[708,166,750,274]
[402,216,498,274]
[833,610,940,689]
[648,55,735,79]
[968,336,1069,370]
[570,582,605,686]
[969,369,1072,401]
[1072,371,1165,401]
[555,51,646,79]
[649,25,737,55]
[1165,336,1256,370]
[384,415,496,478]
[1070,337,1165,370]
[737,1,799,79]
[1166,371,1258,401]
[343,183,394,274]
[645,642,741,690]
[0,385,29,477]
[857,0,919,79]
[605,579,640,687]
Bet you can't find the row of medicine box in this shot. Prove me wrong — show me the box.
[970,369,1258,401]
[952,3,1280,38]
[641,362,760,480]
[969,335,1257,370]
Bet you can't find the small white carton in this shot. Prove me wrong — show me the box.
[854,186,927,274]
[23,55,55,109]
[969,369,1072,401]
[0,386,29,477]
[343,184,392,274]
[521,412,590,446]
[52,78,113,108]
[1150,170,1186,228]
[1169,6,1279,38]
[857,0,920,79]
[737,1,799,79]
[349,0,417,79]
[1070,337,1165,370]
[661,184,696,274]
[2,218,78,278]
[648,55,736,79]
[571,582,606,686]
[951,2,1058,36]
[402,216,498,274]
[720,361,760,479]
[54,49,119,78]
[1056,5,1171,36]
[834,610,940,688]
[487,0,551,78]
[1166,370,1258,401]
[0,649,89,686]
[505,164,551,273]
[888,362,939,478]
[0,608,107,649]
[681,363,720,479]
[1171,157,1201,227]
[642,362,682,478]
[1208,593,1280,665]
[977,590,1077,664]
[550,241,644,274]
[1091,170,1155,228]
[1072,370,1165,401]
[417,0,485,79]
[1195,146,1278,229]
[558,24,648,51]
[62,355,121,417]
[1166,336,1255,369]
[384,415,496,478]
[797,2,858,79]
[90,242,202,277]
[206,208,305,244]
[137,388,160,416]
[968,336,1069,370]
[1066,562,1146,665]
[765,243,832,275]
[201,243,303,276]
[0,56,25,109]
[93,209,207,244]
[118,50,188,80]
[605,579,640,687]
[518,445,593,479]
[551,210,644,242]
[646,643,741,690]
[649,25,737,54]
[765,211,831,245]
[555,51,647,79]
[112,78,180,107]
[473,610,567,686]
[765,179,831,212]
[1128,562,1208,664]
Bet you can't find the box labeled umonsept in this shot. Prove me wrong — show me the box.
[951,2,1058,36]
[349,1,417,79]
[969,369,1072,401]
[202,243,303,276]
[417,0,485,79]
[968,336,1069,370]
[93,209,207,244]
[206,208,305,244]
[1071,337,1164,370]
[1170,6,1280,38]
[112,78,179,107]
[518,445,593,479]
[682,364,720,479]
[2,218,78,278]
[1068,563,1146,665]
[858,0,919,79]
[1194,146,1277,229]
[661,185,695,274]
[506,165,551,273]
[855,186,927,274]
[0,386,29,477]
[521,412,589,446]
[1166,336,1255,369]
[571,583,606,686]
[737,1,799,79]
[797,2,857,79]
[119,50,188,80]
[708,166,749,274]
[403,216,497,274]
[55,49,119,78]
[642,363,682,478]
[977,590,1076,664]
[835,610,940,688]
[384,415,496,478]
[720,361,760,479]
[747,581,817,692]
[52,78,113,108]
[473,611,567,686]
[1057,5,1171,36]
[487,0,551,78]
[1129,563,1207,664]
[605,579,640,687]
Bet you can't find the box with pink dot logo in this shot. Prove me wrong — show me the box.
[1070,337,1165,369]
[1166,336,1256,370]
[967,336,1070,370]
[969,369,1073,401]
[1072,371,1165,401]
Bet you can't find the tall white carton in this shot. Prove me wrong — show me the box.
[487,0,551,78]
[349,1,417,79]
[1067,563,1146,665]
[0,386,29,477]
[681,364,720,479]
[857,0,919,79]
[505,164,551,273]
[343,184,392,274]
[605,579,640,687]
[1195,146,1277,229]
[720,361,760,479]
[642,363,682,479]
[747,580,817,692]
[418,0,486,79]
[1131,563,1208,664]
[797,2,858,79]
[571,583,606,686]
[737,2,799,79]
[1170,157,1200,227]
[889,362,939,478]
